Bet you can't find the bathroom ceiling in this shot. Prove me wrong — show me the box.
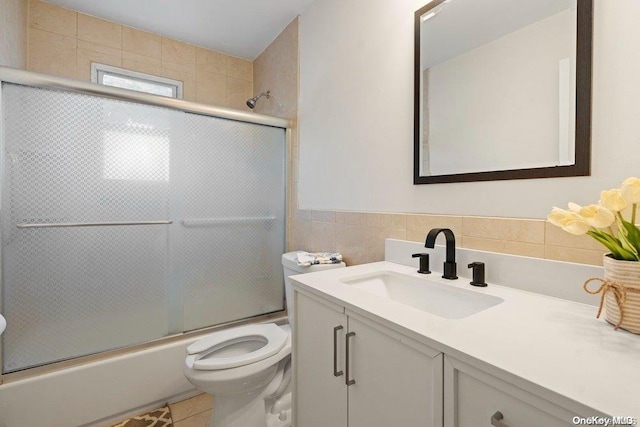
[44,0,314,60]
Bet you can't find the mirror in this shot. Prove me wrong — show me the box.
[414,0,592,184]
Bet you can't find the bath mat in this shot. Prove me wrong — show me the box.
[111,405,173,427]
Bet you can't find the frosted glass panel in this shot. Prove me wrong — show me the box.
[1,84,176,373]
[1,82,286,373]
[179,114,286,331]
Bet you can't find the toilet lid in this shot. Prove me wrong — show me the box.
[187,323,288,371]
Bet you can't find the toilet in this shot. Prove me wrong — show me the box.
[183,251,346,427]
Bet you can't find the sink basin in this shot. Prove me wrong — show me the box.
[0,314,5,336]
[341,271,503,319]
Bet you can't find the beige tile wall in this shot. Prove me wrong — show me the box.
[0,0,28,68]
[26,0,253,109]
[289,208,608,266]
[253,18,299,119]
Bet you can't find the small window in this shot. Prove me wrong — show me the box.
[91,63,183,99]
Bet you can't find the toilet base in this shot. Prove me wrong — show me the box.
[266,392,292,427]
[203,357,291,427]
[208,391,293,427]
[210,390,267,427]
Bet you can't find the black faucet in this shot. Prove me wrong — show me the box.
[424,228,458,280]
[468,262,487,287]
[411,253,431,274]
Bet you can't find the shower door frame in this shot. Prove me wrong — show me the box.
[0,66,292,384]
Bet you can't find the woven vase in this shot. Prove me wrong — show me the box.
[602,254,640,334]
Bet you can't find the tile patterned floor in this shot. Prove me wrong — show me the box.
[169,393,214,427]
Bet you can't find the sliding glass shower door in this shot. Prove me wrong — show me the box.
[1,83,285,373]
[177,113,285,332]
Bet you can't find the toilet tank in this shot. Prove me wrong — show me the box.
[281,251,346,326]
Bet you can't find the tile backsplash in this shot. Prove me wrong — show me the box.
[289,209,606,267]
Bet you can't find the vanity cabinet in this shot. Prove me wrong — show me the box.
[294,289,347,427]
[444,356,594,427]
[294,290,444,427]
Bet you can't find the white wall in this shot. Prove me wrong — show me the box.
[299,0,640,219]
[427,10,573,175]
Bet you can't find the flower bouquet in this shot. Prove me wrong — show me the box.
[548,177,640,333]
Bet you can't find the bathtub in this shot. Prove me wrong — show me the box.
[0,335,201,427]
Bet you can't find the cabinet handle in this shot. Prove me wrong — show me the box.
[491,411,508,427]
[345,331,356,386]
[333,326,344,377]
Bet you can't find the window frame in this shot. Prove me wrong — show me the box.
[91,63,183,99]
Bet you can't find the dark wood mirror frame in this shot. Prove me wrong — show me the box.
[414,0,593,185]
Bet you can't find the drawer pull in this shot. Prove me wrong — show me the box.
[491,411,508,427]
[345,331,356,386]
[333,326,344,377]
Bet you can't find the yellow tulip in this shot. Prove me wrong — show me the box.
[622,177,640,204]
[599,188,627,212]
[561,212,592,235]
[578,204,615,229]
[547,207,591,235]
[548,207,574,227]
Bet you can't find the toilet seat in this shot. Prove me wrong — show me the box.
[187,323,288,370]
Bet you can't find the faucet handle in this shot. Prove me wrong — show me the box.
[411,253,431,274]
[468,262,487,287]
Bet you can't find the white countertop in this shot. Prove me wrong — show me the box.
[291,261,640,419]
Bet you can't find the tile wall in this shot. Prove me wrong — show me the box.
[26,0,253,109]
[253,19,299,120]
[288,209,607,266]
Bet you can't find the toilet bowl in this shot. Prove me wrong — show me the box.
[185,323,291,393]
[183,251,345,427]
[184,323,292,427]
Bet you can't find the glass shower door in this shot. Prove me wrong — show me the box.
[0,82,287,374]
[1,84,176,373]
[176,113,286,331]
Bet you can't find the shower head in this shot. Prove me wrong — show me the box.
[246,91,271,109]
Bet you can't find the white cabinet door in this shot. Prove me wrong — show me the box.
[444,356,601,427]
[293,291,348,427]
[348,314,443,427]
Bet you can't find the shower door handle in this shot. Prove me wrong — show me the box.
[491,411,509,427]
[17,220,173,228]
[345,331,356,386]
[333,325,343,377]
